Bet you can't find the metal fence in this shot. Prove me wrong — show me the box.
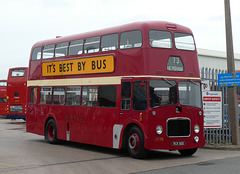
[201,67,232,145]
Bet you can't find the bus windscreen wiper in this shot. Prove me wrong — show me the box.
[164,78,174,87]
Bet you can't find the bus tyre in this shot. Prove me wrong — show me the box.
[127,126,148,159]
[45,119,58,144]
[178,148,198,156]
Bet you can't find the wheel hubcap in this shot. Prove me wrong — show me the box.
[48,124,55,139]
[128,133,140,152]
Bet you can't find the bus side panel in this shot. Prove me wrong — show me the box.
[80,107,118,148]
[26,102,44,136]
[0,85,7,116]
[65,106,82,142]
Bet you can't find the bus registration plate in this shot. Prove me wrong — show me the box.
[172,141,185,146]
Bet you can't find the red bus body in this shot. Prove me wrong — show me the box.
[27,21,205,158]
[0,80,7,116]
[6,67,28,119]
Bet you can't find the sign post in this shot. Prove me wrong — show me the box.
[224,0,239,145]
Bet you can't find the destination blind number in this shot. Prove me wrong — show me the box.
[167,56,184,72]
[42,55,114,76]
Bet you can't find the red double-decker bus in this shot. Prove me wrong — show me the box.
[6,67,28,120]
[27,21,205,158]
[0,80,7,116]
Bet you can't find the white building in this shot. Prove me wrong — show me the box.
[197,48,240,71]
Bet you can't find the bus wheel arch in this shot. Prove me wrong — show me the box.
[122,124,148,159]
[44,117,59,144]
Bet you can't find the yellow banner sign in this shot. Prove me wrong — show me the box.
[42,55,114,76]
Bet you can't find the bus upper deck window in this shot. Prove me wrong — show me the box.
[55,42,68,57]
[31,46,42,60]
[43,44,54,59]
[149,30,172,49]
[69,39,83,56]
[174,33,195,51]
[0,81,7,86]
[120,30,142,49]
[84,37,100,54]
[101,33,118,52]
[11,69,25,77]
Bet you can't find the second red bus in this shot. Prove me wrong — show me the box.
[0,80,7,116]
[6,67,28,120]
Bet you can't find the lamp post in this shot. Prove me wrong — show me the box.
[224,0,240,145]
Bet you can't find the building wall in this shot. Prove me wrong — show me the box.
[197,48,240,71]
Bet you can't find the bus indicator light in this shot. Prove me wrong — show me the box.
[139,113,143,122]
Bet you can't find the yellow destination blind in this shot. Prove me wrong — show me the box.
[42,55,114,76]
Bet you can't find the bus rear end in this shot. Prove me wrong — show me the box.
[6,68,28,120]
[0,80,7,116]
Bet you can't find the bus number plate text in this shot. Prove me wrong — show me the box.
[172,141,185,146]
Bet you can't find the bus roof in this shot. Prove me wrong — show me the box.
[32,21,193,48]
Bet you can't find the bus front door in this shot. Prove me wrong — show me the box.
[120,80,132,124]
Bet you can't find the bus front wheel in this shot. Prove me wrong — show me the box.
[45,119,58,144]
[127,126,148,159]
[178,148,198,156]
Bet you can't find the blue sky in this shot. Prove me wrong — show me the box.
[0,0,239,79]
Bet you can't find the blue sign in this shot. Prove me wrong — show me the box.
[218,73,240,87]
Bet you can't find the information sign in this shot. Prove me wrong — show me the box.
[203,91,222,128]
[218,73,240,87]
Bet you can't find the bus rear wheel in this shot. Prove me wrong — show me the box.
[127,126,148,159]
[45,119,58,144]
[178,148,198,156]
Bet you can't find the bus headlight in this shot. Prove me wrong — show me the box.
[156,126,163,135]
[194,125,200,134]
